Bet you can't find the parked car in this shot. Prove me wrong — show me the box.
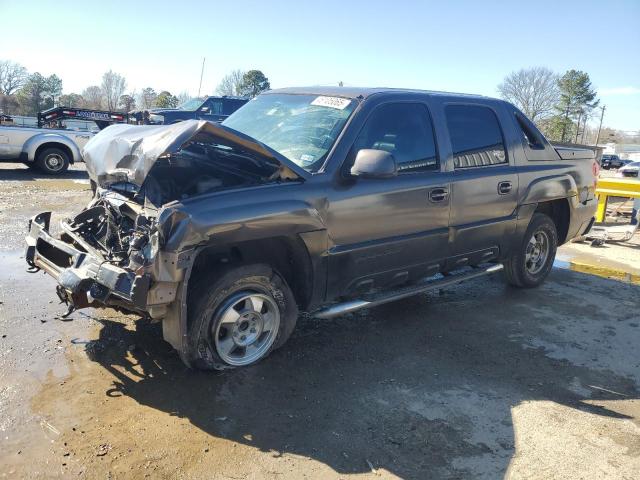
[26,87,598,370]
[132,96,248,125]
[0,107,128,174]
[618,161,640,178]
[601,154,631,170]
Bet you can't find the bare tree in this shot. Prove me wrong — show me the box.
[101,70,127,111]
[0,60,28,95]
[216,69,245,96]
[497,67,559,122]
[82,85,104,109]
[176,91,191,106]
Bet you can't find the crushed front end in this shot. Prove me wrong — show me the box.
[25,193,185,319]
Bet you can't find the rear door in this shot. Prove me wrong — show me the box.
[326,101,451,298]
[444,103,518,265]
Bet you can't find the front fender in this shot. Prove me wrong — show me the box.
[158,199,327,252]
[156,198,328,363]
[23,132,83,162]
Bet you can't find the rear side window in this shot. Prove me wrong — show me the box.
[205,99,223,115]
[353,103,438,172]
[445,105,507,168]
[515,113,545,150]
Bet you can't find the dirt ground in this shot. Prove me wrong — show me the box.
[1,163,639,479]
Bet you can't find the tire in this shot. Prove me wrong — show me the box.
[185,264,298,370]
[504,213,558,288]
[36,147,70,174]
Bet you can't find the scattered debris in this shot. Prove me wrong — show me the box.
[96,444,111,456]
[366,459,378,474]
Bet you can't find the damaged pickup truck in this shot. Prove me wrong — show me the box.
[26,87,598,369]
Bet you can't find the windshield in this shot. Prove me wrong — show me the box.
[222,93,357,172]
[178,98,204,111]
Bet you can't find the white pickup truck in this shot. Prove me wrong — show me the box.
[0,107,129,174]
[0,124,93,174]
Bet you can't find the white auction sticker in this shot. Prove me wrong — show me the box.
[310,96,351,110]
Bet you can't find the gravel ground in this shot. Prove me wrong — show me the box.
[0,162,638,479]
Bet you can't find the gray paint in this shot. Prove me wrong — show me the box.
[25,87,598,362]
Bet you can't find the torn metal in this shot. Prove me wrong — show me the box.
[82,119,303,188]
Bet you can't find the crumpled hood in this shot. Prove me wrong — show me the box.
[82,119,302,187]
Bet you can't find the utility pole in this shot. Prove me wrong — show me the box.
[594,105,606,145]
[197,57,206,98]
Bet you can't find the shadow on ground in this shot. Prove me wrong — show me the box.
[84,269,640,478]
[0,164,88,181]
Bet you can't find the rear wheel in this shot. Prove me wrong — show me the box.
[186,264,298,370]
[504,213,558,288]
[36,147,70,174]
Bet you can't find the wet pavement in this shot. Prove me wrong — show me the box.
[0,162,639,479]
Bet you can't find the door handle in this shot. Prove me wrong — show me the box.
[497,181,512,195]
[429,187,449,203]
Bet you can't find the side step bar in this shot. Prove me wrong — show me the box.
[313,263,504,319]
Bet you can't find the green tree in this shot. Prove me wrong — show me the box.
[239,70,270,98]
[155,91,178,108]
[118,94,136,112]
[555,70,598,142]
[138,87,157,109]
[45,74,63,106]
[16,73,53,115]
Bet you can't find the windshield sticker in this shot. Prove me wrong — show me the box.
[311,96,351,110]
[300,154,315,164]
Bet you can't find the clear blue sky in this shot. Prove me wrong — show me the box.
[1,0,638,131]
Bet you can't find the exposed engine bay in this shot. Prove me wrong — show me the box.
[71,121,299,263]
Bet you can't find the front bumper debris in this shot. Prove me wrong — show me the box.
[25,212,150,311]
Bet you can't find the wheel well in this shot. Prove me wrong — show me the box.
[188,235,314,310]
[34,142,74,164]
[534,199,570,244]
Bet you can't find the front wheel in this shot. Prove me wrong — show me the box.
[504,213,558,288]
[186,264,298,370]
[36,147,70,174]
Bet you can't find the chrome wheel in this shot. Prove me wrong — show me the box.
[44,153,64,172]
[525,230,549,275]
[213,292,280,366]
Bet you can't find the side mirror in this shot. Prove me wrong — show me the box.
[350,149,397,179]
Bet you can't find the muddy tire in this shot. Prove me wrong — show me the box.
[504,213,558,288]
[36,147,70,174]
[185,264,298,370]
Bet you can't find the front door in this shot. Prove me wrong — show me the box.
[326,102,451,299]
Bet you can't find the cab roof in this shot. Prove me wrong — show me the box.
[267,86,493,101]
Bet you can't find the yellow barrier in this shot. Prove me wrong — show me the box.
[595,177,640,222]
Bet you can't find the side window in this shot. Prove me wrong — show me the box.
[515,112,545,150]
[445,105,507,168]
[205,99,223,115]
[353,103,438,173]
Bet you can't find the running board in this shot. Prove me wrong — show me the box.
[313,263,504,319]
